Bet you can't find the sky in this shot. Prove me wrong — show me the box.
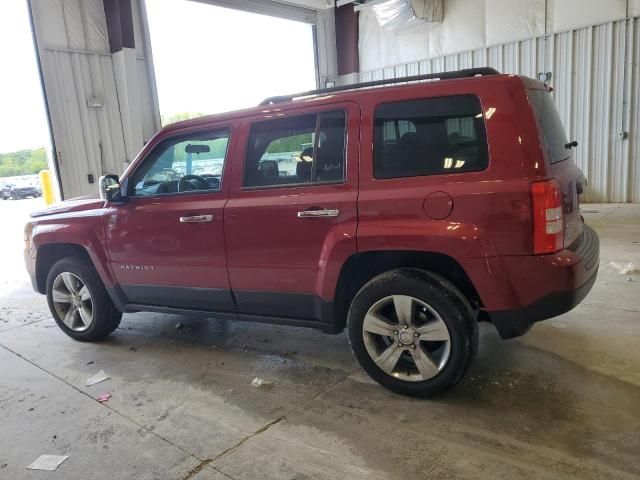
[0,1,50,154]
[146,0,317,118]
[0,0,317,154]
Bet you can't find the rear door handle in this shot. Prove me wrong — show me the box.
[179,214,213,223]
[297,209,340,218]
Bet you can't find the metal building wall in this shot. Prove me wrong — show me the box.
[29,0,160,199]
[357,17,640,203]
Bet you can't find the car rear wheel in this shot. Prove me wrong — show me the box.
[347,269,478,397]
[46,257,122,341]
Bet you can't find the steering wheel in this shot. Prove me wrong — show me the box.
[200,174,220,189]
[178,174,209,192]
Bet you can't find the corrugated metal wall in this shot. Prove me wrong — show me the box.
[30,0,160,199]
[39,48,126,199]
[358,17,640,203]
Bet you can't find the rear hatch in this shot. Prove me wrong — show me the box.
[527,88,584,249]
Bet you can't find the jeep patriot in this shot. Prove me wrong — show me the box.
[24,68,599,397]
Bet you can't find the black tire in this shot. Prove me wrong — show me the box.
[347,268,478,398]
[46,257,122,341]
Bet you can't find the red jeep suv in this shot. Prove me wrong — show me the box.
[24,68,599,397]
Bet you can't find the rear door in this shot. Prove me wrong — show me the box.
[528,88,584,246]
[224,102,360,323]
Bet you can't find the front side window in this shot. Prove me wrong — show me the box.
[131,129,230,197]
[244,110,346,188]
[374,95,488,179]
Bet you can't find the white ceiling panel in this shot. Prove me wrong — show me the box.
[188,0,319,23]
[485,0,545,46]
[277,0,333,9]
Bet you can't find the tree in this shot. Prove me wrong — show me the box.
[0,148,48,177]
[161,112,207,126]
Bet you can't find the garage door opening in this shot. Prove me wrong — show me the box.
[0,1,52,189]
[145,0,318,125]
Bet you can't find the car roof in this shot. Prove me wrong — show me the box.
[161,70,539,132]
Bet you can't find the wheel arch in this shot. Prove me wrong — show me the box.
[35,243,93,294]
[332,251,482,331]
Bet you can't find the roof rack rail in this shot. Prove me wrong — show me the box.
[259,67,500,106]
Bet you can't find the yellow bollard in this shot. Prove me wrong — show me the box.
[39,170,55,205]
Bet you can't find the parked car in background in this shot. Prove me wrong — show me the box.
[23,68,599,398]
[2,181,41,200]
[1,183,14,199]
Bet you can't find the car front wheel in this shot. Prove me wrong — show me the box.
[46,257,122,341]
[347,269,478,398]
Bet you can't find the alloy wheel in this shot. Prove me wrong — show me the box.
[51,272,94,332]
[362,295,451,382]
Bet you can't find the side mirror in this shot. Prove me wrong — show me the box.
[99,174,121,202]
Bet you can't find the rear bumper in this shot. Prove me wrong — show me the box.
[489,264,598,338]
[487,224,600,339]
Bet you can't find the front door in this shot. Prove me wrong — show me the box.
[224,103,360,323]
[105,125,235,312]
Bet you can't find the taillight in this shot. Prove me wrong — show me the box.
[531,179,564,254]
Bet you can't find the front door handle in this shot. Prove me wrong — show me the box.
[297,209,340,218]
[179,214,213,223]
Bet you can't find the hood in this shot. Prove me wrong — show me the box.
[31,195,105,218]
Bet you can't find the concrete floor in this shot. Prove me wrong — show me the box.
[1,198,639,480]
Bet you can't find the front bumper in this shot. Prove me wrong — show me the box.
[25,244,38,292]
[488,224,600,339]
[24,221,39,292]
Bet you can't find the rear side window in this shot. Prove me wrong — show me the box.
[374,95,488,179]
[244,110,346,188]
[528,90,570,164]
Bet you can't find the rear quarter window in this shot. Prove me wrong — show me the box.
[527,90,570,164]
[374,95,489,179]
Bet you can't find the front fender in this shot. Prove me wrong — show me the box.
[30,209,115,289]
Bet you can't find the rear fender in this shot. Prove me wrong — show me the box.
[357,219,495,258]
[356,221,521,312]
